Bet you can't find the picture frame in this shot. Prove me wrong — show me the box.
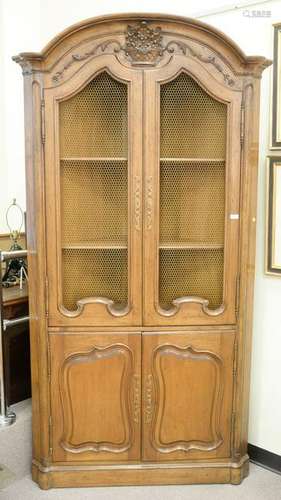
[266,156,281,275]
[271,24,281,148]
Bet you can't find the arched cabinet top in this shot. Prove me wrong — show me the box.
[13,12,271,89]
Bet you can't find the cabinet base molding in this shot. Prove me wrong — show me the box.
[32,455,249,489]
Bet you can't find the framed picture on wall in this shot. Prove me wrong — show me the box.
[272,24,281,148]
[266,156,281,275]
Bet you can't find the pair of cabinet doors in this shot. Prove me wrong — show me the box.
[50,331,235,463]
[44,54,242,329]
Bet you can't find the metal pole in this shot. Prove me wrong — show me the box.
[0,249,16,426]
[1,249,27,261]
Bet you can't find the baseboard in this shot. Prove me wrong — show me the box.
[248,444,281,475]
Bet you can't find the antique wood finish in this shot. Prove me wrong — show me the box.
[44,57,143,327]
[143,57,241,326]
[142,331,235,461]
[50,333,141,462]
[14,13,271,489]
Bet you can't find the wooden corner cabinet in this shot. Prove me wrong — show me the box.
[14,13,271,489]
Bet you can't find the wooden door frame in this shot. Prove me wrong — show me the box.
[50,332,141,462]
[143,55,242,326]
[44,55,143,327]
[141,330,236,461]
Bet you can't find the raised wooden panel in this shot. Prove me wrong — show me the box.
[142,331,235,461]
[50,333,141,462]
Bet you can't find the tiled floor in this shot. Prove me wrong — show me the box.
[1,400,281,499]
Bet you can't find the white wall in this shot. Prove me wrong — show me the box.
[1,0,281,454]
[200,0,281,456]
[0,0,42,232]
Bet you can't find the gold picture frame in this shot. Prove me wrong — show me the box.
[272,24,281,148]
[266,157,281,275]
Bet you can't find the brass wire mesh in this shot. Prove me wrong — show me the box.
[159,73,226,310]
[61,160,128,245]
[159,249,224,310]
[59,72,128,310]
[160,161,225,244]
[59,72,128,157]
[62,249,128,311]
[160,72,226,158]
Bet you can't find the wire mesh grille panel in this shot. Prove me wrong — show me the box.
[59,72,128,157]
[160,72,226,158]
[59,71,129,311]
[61,160,128,245]
[62,249,128,311]
[160,161,225,244]
[158,72,227,312]
[159,249,224,310]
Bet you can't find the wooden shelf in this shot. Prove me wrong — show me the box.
[60,157,127,162]
[160,158,225,163]
[159,243,224,250]
[62,242,127,250]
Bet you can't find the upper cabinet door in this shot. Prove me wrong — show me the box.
[143,57,242,326]
[45,57,142,326]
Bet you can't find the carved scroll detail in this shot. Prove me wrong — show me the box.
[59,297,130,318]
[12,55,33,76]
[151,344,224,453]
[145,176,153,230]
[52,40,122,82]
[134,176,141,231]
[163,40,235,86]
[144,373,154,424]
[132,374,141,424]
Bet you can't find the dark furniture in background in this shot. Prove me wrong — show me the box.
[2,284,31,405]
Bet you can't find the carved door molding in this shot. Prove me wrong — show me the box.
[50,333,141,462]
[142,332,235,461]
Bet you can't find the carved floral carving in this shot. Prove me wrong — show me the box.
[124,21,163,65]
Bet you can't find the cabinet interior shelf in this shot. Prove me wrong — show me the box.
[60,157,127,162]
[160,158,225,163]
[62,243,127,250]
[159,243,224,249]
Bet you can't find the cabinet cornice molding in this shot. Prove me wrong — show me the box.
[13,13,271,79]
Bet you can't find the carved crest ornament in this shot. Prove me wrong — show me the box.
[51,21,235,86]
[124,21,164,64]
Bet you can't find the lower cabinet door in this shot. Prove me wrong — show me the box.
[142,331,235,461]
[50,333,141,462]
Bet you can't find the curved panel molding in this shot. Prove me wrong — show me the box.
[151,344,224,453]
[59,343,134,454]
[59,297,131,318]
[157,296,225,318]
